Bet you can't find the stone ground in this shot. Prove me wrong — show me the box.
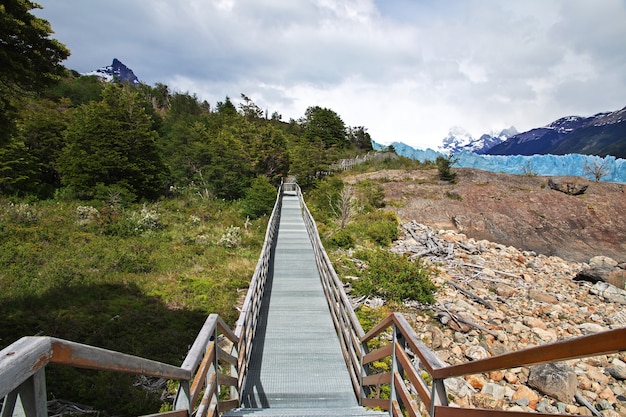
[364,222,626,416]
[343,168,626,415]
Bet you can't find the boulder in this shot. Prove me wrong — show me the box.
[590,281,626,305]
[528,363,578,403]
[576,266,626,289]
[589,256,618,268]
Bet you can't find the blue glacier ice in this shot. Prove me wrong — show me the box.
[373,141,626,183]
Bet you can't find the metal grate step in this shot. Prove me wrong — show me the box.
[223,407,389,416]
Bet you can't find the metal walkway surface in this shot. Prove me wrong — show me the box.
[235,193,378,416]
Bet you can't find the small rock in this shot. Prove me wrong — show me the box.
[599,386,616,401]
[536,400,558,413]
[528,288,558,303]
[589,256,619,268]
[504,372,519,384]
[444,377,476,398]
[466,345,490,361]
[532,327,557,342]
[578,322,609,334]
[529,363,578,403]
[512,385,539,409]
[590,281,626,304]
[587,366,610,384]
[600,410,620,417]
[472,393,504,409]
[524,316,548,330]
[608,310,626,327]
[488,370,504,382]
[481,383,505,399]
[495,283,517,297]
[607,365,626,380]
[596,399,614,411]
[465,374,486,390]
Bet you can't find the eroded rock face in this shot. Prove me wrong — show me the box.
[528,363,578,403]
[345,168,626,263]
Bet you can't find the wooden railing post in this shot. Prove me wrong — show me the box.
[389,324,399,412]
[7,369,47,417]
[430,378,448,416]
[173,380,191,414]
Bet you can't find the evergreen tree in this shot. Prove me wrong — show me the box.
[0,0,69,143]
[59,84,165,201]
[301,106,346,149]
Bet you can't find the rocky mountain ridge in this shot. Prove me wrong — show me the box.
[439,126,517,154]
[83,58,140,85]
[487,107,626,159]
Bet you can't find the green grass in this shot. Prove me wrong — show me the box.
[0,194,267,415]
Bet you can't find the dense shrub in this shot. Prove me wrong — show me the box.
[362,211,398,246]
[329,228,355,248]
[352,249,437,304]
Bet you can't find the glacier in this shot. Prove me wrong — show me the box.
[374,141,626,183]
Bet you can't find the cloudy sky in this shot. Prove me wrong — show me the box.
[35,0,626,149]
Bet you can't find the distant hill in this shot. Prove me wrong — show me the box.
[84,58,140,86]
[487,106,626,159]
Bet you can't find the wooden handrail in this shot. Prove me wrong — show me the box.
[431,326,626,379]
[359,310,626,417]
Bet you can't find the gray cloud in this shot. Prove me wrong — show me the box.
[35,0,626,149]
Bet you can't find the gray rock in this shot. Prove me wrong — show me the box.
[529,363,578,403]
[536,400,558,413]
[589,256,618,268]
[607,365,626,380]
[596,399,614,411]
[481,383,505,400]
[465,345,489,361]
[515,398,529,407]
[590,281,626,304]
[577,266,626,289]
[444,377,476,398]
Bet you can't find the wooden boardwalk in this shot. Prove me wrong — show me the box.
[233,192,382,416]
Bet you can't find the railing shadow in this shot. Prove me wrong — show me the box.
[238,233,275,408]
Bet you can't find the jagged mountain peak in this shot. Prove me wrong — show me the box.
[84,58,140,86]
[439,126,515,155]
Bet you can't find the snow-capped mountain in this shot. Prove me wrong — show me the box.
[84,58,140,86]
[487,106,626,158]
[439,126,517,154]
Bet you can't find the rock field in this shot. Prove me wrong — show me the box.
[379,221,626,416]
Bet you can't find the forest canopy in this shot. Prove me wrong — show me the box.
[0,1,374,202]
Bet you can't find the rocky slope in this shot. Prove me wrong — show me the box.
[342,168,626,415]
[382,221,626,415]
[346,168,625,264]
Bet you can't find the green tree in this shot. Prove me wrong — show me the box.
[59,84,165,201]
[239,93,264,120]
[436,154,457,182]
[0,0,69,143]
[241,176,277,219]
[187,123,253,200]
[347,126,373,151]
[16,97,71,197]
[301,106,346,149]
